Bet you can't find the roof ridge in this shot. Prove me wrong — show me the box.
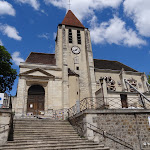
[94,58,117,62]
[31,52,55,55]
[115,61,138,72]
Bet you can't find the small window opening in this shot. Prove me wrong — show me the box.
[68,29,72,43]
[76,66,79,70]
[77,30,81,44]
[77,92,78,95]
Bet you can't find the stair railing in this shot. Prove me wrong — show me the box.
[0,124,10,134]
[124,79,150,108]
[85,122,134,150]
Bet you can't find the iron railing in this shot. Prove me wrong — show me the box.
[68,96,150,118]
[0,124,9,134]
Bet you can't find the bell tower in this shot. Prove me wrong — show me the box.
[55,10,96,108]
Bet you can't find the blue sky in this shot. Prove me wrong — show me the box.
[0,0,150,96]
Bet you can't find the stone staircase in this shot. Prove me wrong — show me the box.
[0,118,110,150]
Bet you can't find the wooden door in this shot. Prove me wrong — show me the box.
[27,95,44,115]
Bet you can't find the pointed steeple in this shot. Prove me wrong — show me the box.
[61,10,85,28]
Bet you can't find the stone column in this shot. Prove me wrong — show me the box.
[84,114,99,142]
[141,73,149,93]
[84,29,96,98]
[15,77,26,117]
[119,68,127,92]
[62,25,69,109]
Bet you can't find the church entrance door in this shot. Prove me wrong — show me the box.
[27,85,45,116]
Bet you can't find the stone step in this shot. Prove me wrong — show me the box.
[13,134,79,138]
[14,122,70,126]
[8,139,90,143]
[14,133,78,136]
[0,142,101,148]
[14,131,77,134]
[14,124,73,129]
[13,136,83,141]
[0,144,108,150]
[14,128,75,132]
[0,147,110,150]
[14,119,68,121]
[14,120,70,124]
[6,140,97,145]
[2,119,110,150]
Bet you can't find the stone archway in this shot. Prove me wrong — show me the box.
[27,85,45,116]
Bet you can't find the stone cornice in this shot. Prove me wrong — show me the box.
[95,68,143,75]
[19,62,62,71]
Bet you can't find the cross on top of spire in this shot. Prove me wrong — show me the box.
[68,0,71,10]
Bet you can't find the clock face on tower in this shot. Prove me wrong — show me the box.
[71,46,81,54]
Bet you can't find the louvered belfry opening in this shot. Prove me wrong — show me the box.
[77,30,81,44]
[27,85,45,115]
[68,29,73,43]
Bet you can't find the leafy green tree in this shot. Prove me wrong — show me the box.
[0,46,17,93]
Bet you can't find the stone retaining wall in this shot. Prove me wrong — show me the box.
[69,109,150,150]
[0,109,12,145]
[95,112,150,150]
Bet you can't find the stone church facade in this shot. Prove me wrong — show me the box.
[13,10,150,117]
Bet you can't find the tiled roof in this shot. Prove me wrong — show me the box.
[61,10,85,28]
[26,52,56,65]
[94,59,138,72]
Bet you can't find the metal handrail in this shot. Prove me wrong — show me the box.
[68,96,150,118]
[0,124,10,134]
[0,124,9,129]
[85,122,133,150]
[125,79,150,103]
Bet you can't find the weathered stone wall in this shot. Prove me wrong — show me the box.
[69,109,150,150]
[96,113,150,150]
[0,109,11,145]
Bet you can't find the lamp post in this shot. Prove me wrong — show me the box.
[99,78,105,109]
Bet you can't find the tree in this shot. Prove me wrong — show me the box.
[0,46,17,93]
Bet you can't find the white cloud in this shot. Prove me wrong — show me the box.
[124,0,150,37]
[12,52,24,66]
[90,16,146,47]
[0,24,22,41]
[38,33,49,39]
[0,40,3,46]
[0,1,16,16]
[44,0,123,21]
[16,0,40,10]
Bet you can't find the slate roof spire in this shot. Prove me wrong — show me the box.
[61,10,85,28]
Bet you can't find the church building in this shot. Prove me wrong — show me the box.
[13,10,150,118]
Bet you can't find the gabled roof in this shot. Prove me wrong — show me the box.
[94,59,138,72]
[61,10,85,28]
[26,52,56,65]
